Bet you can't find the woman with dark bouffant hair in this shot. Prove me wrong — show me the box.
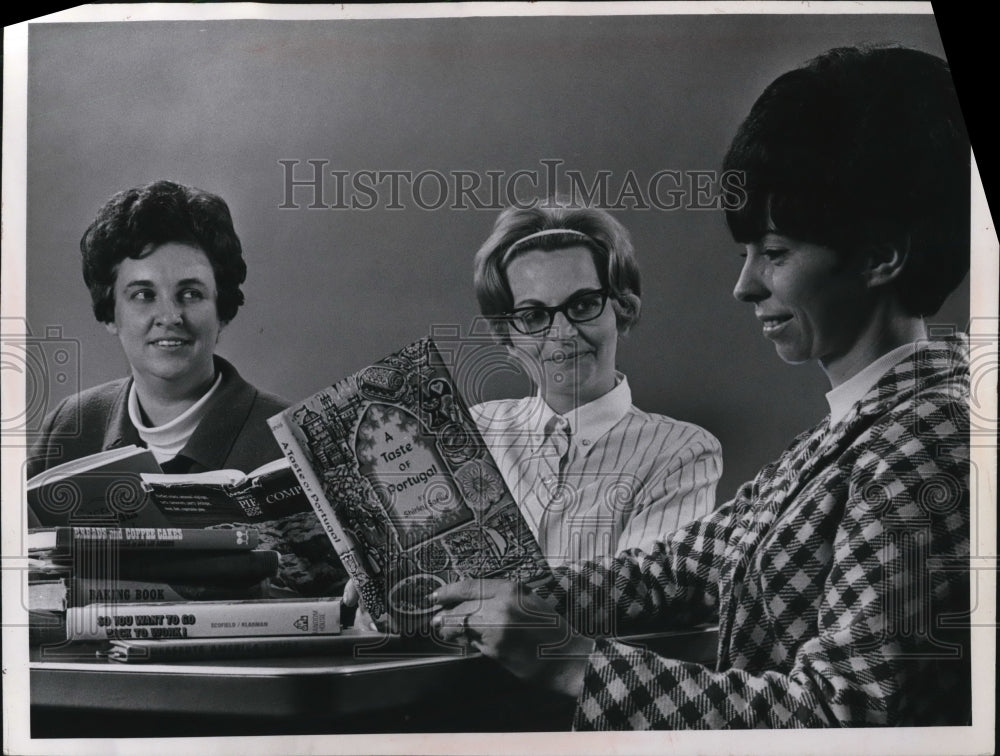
[29,180,288,479]
[432,45,971,729]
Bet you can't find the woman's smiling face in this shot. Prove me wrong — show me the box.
[504,245,619,412]
[106,242,221,392]
[733,232,876,376]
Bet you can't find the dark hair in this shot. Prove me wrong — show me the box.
[723,45,970,316]
[81,180,247,323]
[473,201,641,341]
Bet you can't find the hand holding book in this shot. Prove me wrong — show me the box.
[430,578,594,699]
[269,337,551,634]
[342,578,378,631]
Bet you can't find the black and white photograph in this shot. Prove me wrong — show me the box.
[2,3,996,754]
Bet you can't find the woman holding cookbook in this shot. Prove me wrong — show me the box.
[343,202,724,621]
[432,44,972,729]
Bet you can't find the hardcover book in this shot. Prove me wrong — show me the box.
[27,445,166,528]
[62,548,281,583]
[140,459,306,527]
[27,580,68,612]
[29,576,270,611]
[140,459,346,597]
[66,597,342,641]
[106,631,399,663]
[28,526,260,553]
[269,337,550,632]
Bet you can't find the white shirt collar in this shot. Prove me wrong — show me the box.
[825,342,919,425]
[530,372,632,453]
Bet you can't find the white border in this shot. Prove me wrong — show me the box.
[3,3,995,755]
[21,2,935,24]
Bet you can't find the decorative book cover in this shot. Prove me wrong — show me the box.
[269,337,550,632]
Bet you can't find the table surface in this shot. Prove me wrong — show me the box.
[30,626,719,737]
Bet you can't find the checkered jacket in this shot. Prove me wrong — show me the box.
[539,338,970,729]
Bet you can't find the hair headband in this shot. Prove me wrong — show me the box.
[501,228,596,266]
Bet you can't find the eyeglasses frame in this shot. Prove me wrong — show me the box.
[499,288,611,336]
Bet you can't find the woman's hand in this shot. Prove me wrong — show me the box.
[341,578,380,632]
[430,578,595,699]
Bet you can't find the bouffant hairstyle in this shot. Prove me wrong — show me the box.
[81,180,247,323]
[723,45,970,316]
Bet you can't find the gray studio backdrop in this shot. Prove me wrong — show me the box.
[26,13,966,497]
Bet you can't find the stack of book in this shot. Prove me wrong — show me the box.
[28,447,347,598]
[139,458,347,597]
[28,525,342,654]
[26,336,550,662]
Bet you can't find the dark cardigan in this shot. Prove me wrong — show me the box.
[27,356,289,480]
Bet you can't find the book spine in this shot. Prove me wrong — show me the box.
[66,598,342,641]
[108,634,359,662]
[28,610,68,646]
[56,526,259,551]
[73,549,280,583]
[28,580,68,612]
[268,414,366,581]
[68,578,269,606]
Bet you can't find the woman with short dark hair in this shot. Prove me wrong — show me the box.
[724,44,968,322]
[29,180,288,479]
[81,180,250,326]
[432,45,971,729]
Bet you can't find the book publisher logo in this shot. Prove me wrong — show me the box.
[293,615,309,632]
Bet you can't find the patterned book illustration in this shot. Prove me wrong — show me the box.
[66,597,342,641]
[268,337,550,631]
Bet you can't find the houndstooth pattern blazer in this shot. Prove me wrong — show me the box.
[539,338,970,729]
